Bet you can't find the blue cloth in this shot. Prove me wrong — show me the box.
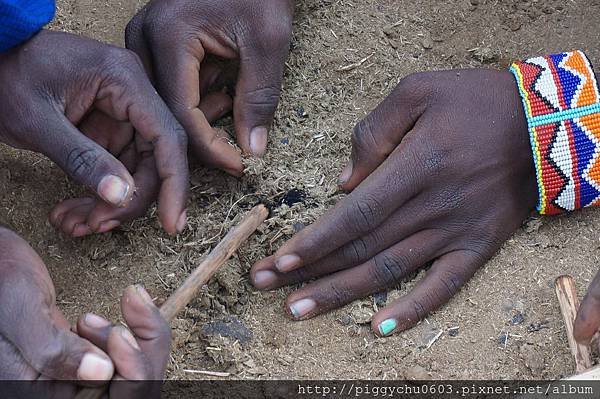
[0,0,55,52]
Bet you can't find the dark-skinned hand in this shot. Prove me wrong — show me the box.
[575,270,600,350]
[125,0,294,173]
[49,76,233,237]
[0,29,188,235]
[0,227,170,398]
[251,69,540,336]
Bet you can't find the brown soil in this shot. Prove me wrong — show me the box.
[2,0,600,381]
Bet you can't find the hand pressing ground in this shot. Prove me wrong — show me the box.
[251,69,538,336]
[0,227,170,397]
[125,0,294,173]
[0,30,188,235]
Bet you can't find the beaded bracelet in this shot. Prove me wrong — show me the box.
[510,51,600,215]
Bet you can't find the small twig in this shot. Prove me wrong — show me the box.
[182,369,231,378]
[424,330,443,350]
[337,53,375,72]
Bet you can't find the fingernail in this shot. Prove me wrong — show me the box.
[339,161,353,185]
[378,318,397,336]
[289,298,316,319]
[176,210,187,233]
[98,175,130,207]
[253,270,277,289]
[249,127,268,157]
[84,313,111,329]
[78,353,114,381]
[135,284,154,305]
[119,327,141,351]
[275,254,301,273]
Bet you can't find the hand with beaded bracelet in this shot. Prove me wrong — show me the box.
[251,52,600,345]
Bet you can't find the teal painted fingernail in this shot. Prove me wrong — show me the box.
[378,319,397,336]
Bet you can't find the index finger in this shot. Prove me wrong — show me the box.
[263,141,426,274]
[126,86,189,235]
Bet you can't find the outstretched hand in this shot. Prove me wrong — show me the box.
[251,69,538,336]
[126,0,294,173]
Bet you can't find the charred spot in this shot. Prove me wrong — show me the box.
[274,188,317,209]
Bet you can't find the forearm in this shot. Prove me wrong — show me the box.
[0,0,55,52]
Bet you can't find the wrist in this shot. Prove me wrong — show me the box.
[504,70,539,211]
[510,51,600,215]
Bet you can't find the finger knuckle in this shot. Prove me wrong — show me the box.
[433,187,466,216]
[372,252,410,287]
[437,270,462,298]
[346,196,382,233]
[65,147,100,181]
[343,237,369,264]
[396,72,432,98]
[241,86,281,115]
[422,148,447,178]
[391,72,434,113]
[34,338,67,375]
[409,298,428,322]
[104,48,144,80]
[351,117,388,159]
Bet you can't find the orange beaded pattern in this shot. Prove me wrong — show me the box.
[510,51,600,215]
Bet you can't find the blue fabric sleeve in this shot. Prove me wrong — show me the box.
[0,0,55,52]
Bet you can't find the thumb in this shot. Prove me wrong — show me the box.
[339,73,431,191]
[234,29,291,157]
[41,111,135,207]
[121,285,171,378]
[76,285,170,381]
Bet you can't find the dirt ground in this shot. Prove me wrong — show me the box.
[2,0,600,381]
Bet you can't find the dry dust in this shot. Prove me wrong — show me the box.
[2,0,600,381]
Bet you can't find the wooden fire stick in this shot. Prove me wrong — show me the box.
[554,275,593,374]
[159,203,268,322]
[77,204,269,399]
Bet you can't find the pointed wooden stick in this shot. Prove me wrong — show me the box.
[554,275,593,373]
[159,204,268,322]
[76,204,268,399]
